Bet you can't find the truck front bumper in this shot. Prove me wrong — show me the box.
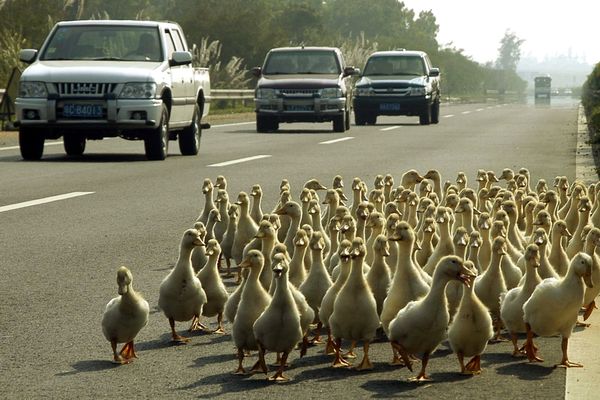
[254,97,346,122]
[15,97,164,132]
[353,95,430,116]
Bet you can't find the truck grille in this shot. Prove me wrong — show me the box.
[55,82,117,97]
[280,88,320,97]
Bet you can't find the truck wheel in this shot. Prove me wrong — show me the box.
[419,105,431,125]
[257,115,275,133]
[345,110,350,130]
[333,113,346,132]
[145,104,169,160]
[63,134,86,156]
[355,111,367,125]
[179,104,201,155]
[19,127,45,160]
[431,100,440,124]
[367,114,377,125]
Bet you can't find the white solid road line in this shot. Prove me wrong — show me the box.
[0,191,95,213]
[461,110,471,114]
[380,126,400,131]
[0,141,63,152]
[319,137,354,144]
[210,121,255,128]
[207,154,271,167]
[443,114,455,118]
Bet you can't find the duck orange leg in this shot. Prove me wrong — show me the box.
[250,342,269,374]
[310,321,323,344]
[234,348,246,375]
[389,342,406,366]
[524,323,543,362]
[119,341,138,360]
[169,318,190,343]
[583,300,597,321]
[343,340,357,359]
[456,352,466,374]
[268,351,290,381]
[331,338,350,368]
[354,341,374,371]
[212,313,226,334]
[556,337,583,368]
[300,335,309,357]
[324,328,335,355]
[409,351,432,382]
[390,341,412,371]
[189,314,209,332]
[464,355,482,374]
[110,340,130,364]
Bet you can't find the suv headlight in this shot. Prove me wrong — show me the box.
[256,88,277,100]
[119,83,157,99]
[19,81,47,98]
[355,86,373,96]
[321,87,342,98]
[409,86,426,96]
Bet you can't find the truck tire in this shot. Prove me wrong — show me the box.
[63,134,86,156]
[355,111,367,126]
[345,110,350,130]
[179,104,201,155]
[145,104,169,160]
[19,127,45,160]
[333,113,346,132]
[367,114,377,125]
[419,104,431,125]
[257,115,276,133]
[431,100,440,124]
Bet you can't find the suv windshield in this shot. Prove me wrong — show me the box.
[41,25,162,62]
[264,50,341,75]
[363,55,425,76]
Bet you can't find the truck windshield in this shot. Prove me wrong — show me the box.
[364,56,425,76]
[263,50,340,75]
[534,77,552,88]
[40,25,162,62]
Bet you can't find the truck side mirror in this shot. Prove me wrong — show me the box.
[170,51,193,66]
[19,49,38,64]
[343,66,359,77]
[429,68,440,77]
[251,66,262,78]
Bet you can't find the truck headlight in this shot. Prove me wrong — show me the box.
[355,87,373,96]
[256,88,277,100]
[410,86,426,96]
[119,83,157,99]
[321,87,342,98]
[19,81,47,98]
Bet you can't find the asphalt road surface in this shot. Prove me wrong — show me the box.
[0,96,593,399]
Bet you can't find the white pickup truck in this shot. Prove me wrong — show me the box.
[15,20,210,160]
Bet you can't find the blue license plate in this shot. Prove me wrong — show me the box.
[380,103,401,111]
[63,103,103,118]
[287,105,312,111]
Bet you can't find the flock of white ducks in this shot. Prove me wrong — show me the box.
[102,168,600,381]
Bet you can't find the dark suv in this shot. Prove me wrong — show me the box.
[353,50,440,125]
[252,47,359,132]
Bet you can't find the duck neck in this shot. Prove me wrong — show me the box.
[584,238,596,256]
[348,254,367,288]
[426,273,451,306]
[356,219,366,239]
[204,190,215,211]
[176,244,196,278]
[523,263,541,291]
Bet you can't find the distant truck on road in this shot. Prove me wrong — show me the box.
[534,75,552,99]
[15,20,210,160]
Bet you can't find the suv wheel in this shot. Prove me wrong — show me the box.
[333,113,346,132]
[257,115,277,133]
[345,110,351,130]
[355,111,367,125]
[367,114,377,125]
[419,105,431,125]
[19,127,45,160]
[64,134,86,156]
[145,104,169,160]
[431,100,440,124]
[179,104,201,155]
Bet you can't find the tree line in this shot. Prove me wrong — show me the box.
[0,0,526,95]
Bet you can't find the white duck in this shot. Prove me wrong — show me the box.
[101,266,149,364]
[424,169,442,201]
[500,244,541,356]
[389,256,476,381]
[252,254,303,381]
[423,207,454,276]
[581,227,600,322]
[320,240,353,355]
[416,217,436,268]
[288,228,309,287]
[219,204,238,279]
[158,228,207,343]
[232,192,259,266]
[275,200,302,258]
[448,261,494,375]
[204,208,220,243]
[299,231,333,342]
[400,169,424,191]
[276,190,293,243]
[190,221,208,274]
[548,220,572,277]
[214,189,230,243]
[249,184,264,224]
[329,238,381,370]
[474,236,508,341]
[197,178,216,225]
[566,196,591,259]
[196,239,229,333]
[523,252,594,367]
[232,250,272,374]
[366,234,392,316]
[254,219,277,292]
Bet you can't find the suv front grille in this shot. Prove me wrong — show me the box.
[280,88,320,97]
[55,82,117,97]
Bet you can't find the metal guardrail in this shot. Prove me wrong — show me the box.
[211,89,254,100]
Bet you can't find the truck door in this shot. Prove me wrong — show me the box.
[164,29,187,125]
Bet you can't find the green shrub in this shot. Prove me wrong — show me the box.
[589,105,600,136]
[582,62,600,117]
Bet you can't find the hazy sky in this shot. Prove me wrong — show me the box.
[401,0,600,65]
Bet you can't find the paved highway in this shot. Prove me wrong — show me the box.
[1,96,595,399]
